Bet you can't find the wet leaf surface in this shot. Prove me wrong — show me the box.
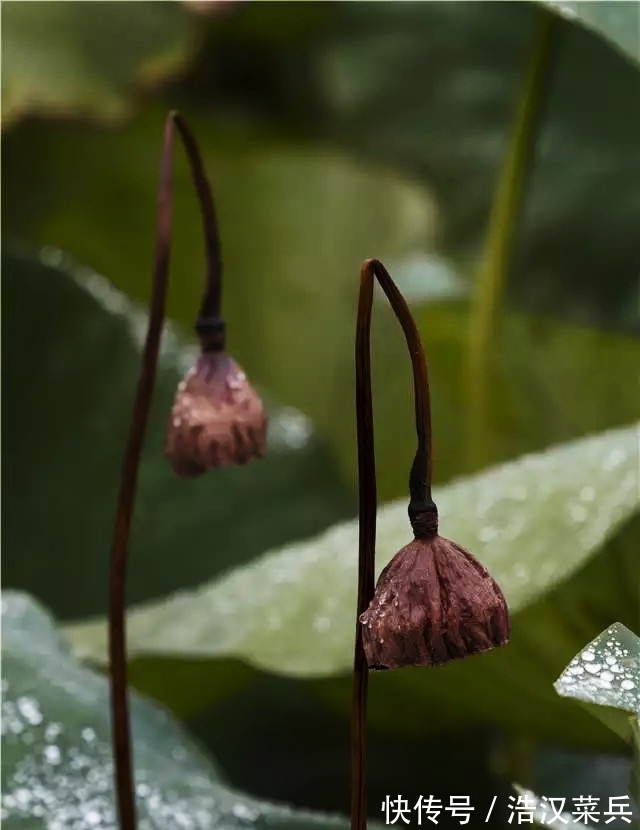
[1,591,358,830]
[66,423,640,744]
[555,623,640,741]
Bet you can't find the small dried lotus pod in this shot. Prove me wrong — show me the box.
[165,351,267,476]
[360,529,510,670]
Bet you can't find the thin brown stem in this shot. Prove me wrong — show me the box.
[171,111,223,323]
[108,113,175,830]
[362,259,435,519]
[352,267,375,830]
[351,258,436,830]
[108,110,226,830]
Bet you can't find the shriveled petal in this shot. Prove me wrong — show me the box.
[165,352,267,476]
[360,536,510,669]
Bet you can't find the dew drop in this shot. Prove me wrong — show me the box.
[16,697,43,726]
[81,727,96,743]
[232,802,260,821]
[43,745,61,766]
[45,723,63,742]
[227,372,246,390]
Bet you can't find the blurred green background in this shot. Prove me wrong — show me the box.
[2,2,640,828]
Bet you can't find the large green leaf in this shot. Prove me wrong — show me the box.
[554,624,640,817]
[2,246,353,633]
[555,623,640,741]
[66,423,640,746]
[0,590,356,830]
[1,1,198,127]
[542,1,640,65]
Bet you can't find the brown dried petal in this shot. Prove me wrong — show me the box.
[359,536,510,669]
[165,352,267,476]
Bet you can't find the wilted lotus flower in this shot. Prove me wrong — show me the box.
[109,111,270,830]
[359,510,510,669]
[353,258,511,675]
[165,350,267,476]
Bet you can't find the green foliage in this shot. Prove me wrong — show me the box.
[1,591,358,830]
[4,0,640,824]
[66,421,640,744]
[3,109,639,504]
[3,106,443,501]
[555,623,640,742]
[3,246,353,625]
[168,0,640,327]
[541,1,640,64]
[555,624,640,810]
[1,1,197,126]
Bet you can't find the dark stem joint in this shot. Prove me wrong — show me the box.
[408,500,439,540]
[196,315,226,352]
